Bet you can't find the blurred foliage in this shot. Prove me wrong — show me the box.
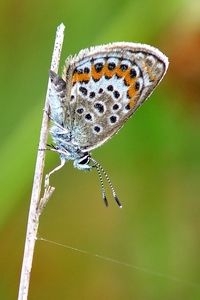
[0,0,200,299]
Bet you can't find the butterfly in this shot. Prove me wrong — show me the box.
[47,42,169,207]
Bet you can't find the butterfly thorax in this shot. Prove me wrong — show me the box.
[50,124,91,170]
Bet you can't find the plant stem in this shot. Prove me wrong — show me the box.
[17,23,65,300]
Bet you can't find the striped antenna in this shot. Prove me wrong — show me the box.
[91,158,122,208]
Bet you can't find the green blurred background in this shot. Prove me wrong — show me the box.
[1,0,200,299]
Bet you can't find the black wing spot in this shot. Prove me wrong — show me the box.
[113,90,120,99]
[135,81,140,91]
[76,108,84,114]
[107,85,114,91]
[89,91,96,98]
[130,68,137,78]
[79,86,88,96]
[94,125,101,133]
[85,113,92,121]
[94,62,103,72]
[110,115,117,123]
[120,64,128,71]
[108,62,116,70]
[112,104,119,110]
[94,103,104,113]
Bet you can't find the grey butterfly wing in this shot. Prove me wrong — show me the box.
[62,42,169,151]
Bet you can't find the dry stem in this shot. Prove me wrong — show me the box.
[17,23,65,300]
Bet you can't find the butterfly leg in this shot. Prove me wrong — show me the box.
[45,157,66,189]
[38,158,66,213]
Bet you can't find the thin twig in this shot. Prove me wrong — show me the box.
[17,23,65,300]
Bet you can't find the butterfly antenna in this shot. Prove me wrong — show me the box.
[95,163,108,207]
[91,158,122,208]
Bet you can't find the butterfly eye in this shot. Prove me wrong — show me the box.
[78,154,90,165]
